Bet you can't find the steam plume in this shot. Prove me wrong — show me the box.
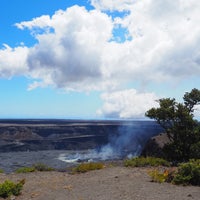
[58,121,162,163]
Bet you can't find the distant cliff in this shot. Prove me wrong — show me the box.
[0,119,163,153]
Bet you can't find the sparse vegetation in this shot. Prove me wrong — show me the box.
[148,168,176,183]
[0,179,25,198]
[16,163,54,173]
[172,159,200,186]
[32,163,54,171]
[124,157,170,167]
[72,162,104,173]
[148,169,168,183]
[15,166,36,173]
[145,89,200,186]
[148,159,200,186]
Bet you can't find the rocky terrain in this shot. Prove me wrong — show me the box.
[141,133,170,157]
[0,119,115,152]
[0,120,164,173]
[0,119,163,153]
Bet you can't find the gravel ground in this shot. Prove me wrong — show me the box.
[0,166,199,200]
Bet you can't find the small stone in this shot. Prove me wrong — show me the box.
[10,195,16,200]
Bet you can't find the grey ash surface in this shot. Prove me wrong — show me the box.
[0,166,200,200]
[0,150,71,173]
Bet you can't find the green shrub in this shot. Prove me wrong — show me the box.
[124,157,170,167]
[0,179,25,198]
[172,159,200,186]
[32,163,54,172]
[15,163,54,173]
[15,166,36,173]
[148,160,200,186]
[0,169,4,173]
[72,162,104,173]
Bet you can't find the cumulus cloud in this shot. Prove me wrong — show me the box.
[0,44,28,78]
[128,0,200,79]
[1,1,200,90]
[1,1,200,118]
[17,6,114,91]
[101,0,200,83]
[97,89,159,118]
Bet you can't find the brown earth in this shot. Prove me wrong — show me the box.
[0,166,199,200]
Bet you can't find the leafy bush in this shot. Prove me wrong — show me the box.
[172,159,200,186]
[124,157,170,167]
[15,166,36,173]
[148,160,200,186]
[0,179,25,198]
[72,162,104,173]
[0,169,4,173]
[16,163,54,173]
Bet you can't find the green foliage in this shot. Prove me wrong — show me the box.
[148,168,175,183]
[72,162,104,173]
[0,179,25,198]
[148,170,166,183]
[183,88,200,112]
[172,159,200,186]
[145,88,200,162]
[16,163,54,173]
[0,169,4,173]
[148,160,200,186]
[32,163,54,172]
[190,141,200,158]
[15,166,36,173]
[124,157,170,167]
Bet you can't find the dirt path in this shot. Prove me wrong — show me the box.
[0,166,199,200]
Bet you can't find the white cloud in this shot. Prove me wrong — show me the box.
[90,0,136,11]
[102,0,200,83]
[194,105,200,119]
[15,15,52,30]
[19,6,114,91]
[1,1,200,118]
[1,1,200,90]
[0,44,28,78]
[97,89,159,118]
[97,89,200,119]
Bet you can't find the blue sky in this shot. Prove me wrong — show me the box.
[0,0,200,119]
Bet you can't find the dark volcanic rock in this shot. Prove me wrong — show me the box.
[141,133,170,157]
[0,120,163,153]
[0,120,120,152]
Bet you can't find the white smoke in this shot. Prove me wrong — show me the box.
[59,146,117,163]
[58,121,162,163]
